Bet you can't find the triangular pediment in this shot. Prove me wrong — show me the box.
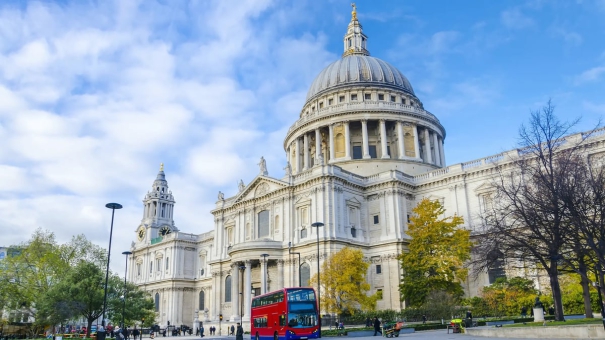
[235,175,289,202]
[474,182,494,194]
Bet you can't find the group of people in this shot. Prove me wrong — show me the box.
[197,323,243,340]
[112,326,141,340]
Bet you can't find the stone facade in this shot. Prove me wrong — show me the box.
[128,8,605,332]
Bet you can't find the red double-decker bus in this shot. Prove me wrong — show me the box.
[250,288,319,340]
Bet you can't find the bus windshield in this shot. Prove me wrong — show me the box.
[288,302,317,328]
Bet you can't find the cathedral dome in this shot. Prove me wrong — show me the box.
[306,55,415,102]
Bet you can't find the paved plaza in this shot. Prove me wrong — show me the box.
[152,330,577,340]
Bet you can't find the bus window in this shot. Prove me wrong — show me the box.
[288,301,317,328]
[279,314,286,326]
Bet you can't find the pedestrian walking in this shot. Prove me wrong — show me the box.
[373,317,382,336]
[230,325,235,336]
[133,327,140,340]
[236,323,243,340]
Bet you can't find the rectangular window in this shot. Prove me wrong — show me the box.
[364,93,371,100]
[376,265,382,274]
[386,146,390,157]
[351,94,358,101]
[258,210,270,238]
[319,102,324,109]
[300,228,308,238]
[369,145,377,158]
[312,106,315,111]
[391,95,396,102]
[339,95,345,102]
[156,259,161,272]
[137,263,141,276]
[166,257,169,270]
[352,146,362,159]
[373,215,379,224]
[402,98,407,105]
[407,214,410,224]
[351,227,356,238]
[150,262,153,273]
[328,98,333,105]
[378,94,384,101]
[377,289,383,300]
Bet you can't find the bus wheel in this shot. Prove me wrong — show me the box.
[255,333,259,340]
[274,332,278,340]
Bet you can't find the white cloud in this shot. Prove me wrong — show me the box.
[575,66,605,84]
[501,8,534,29]
[0,0,334,274]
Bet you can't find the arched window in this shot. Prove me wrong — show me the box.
[258,210,269,238]
[199,291,205,310]
[300,263,311,287]
[155,293,160,312]
[225,275,232,302]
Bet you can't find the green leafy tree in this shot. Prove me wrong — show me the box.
[398,198,471,307]
[480,277,537,317]
[310,247,377,317]
[0,229,68,336]
[107,278,156,328]
[40,261,105,337]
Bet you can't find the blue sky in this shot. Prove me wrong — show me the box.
[1,0,604,274]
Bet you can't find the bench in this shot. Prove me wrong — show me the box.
[485,320,514,327]
[446,325,460,334]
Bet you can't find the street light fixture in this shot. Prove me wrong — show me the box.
[288,242,301,287]
[260,254,270,294]
[311,222,324,338]
[122,251,133,328]
[102,203,122,328]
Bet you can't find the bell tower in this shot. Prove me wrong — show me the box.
[140,163,177,239]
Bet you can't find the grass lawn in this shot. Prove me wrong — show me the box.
[506,318,602,327]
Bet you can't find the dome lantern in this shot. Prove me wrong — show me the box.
[343,3,369,57]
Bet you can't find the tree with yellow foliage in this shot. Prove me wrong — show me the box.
[398,198,471,307]
[310,247,378,317]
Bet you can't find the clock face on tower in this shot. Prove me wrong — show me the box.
[160,226,172,236]
[137,226,146,241]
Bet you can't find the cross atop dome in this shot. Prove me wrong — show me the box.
[343,3,369,57]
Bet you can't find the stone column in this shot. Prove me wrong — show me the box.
[380,119,390,159]
[243,261,251,322]
[231,264,239,321]
[277,260,284,289]
[296,138,302,173]
[211,273,218,320]
[413,125,421,159]
[303,133,309,170]
[433,133,441,166]
[261,258,267,294]
[361,119,370,159]
[329,124,335,162]
[439,137,446,166]
[315,129,321,164]
[344,121,351,160]
[423,128,432,163]
[396,122,405,159]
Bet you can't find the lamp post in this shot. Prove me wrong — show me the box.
[102,203,123,328]
[288,242,301,287]
[311,222,324,338]
[239,265,245,321]
[121,251,132,328]
[260,254,270,294]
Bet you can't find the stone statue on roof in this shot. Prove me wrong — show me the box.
[238,179,245,192]
[258,156,268,175]
[218,191,224,201]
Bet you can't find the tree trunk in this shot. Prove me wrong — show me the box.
[87,318,94,338]
[578,259,594,318]
[549,264,565,321]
